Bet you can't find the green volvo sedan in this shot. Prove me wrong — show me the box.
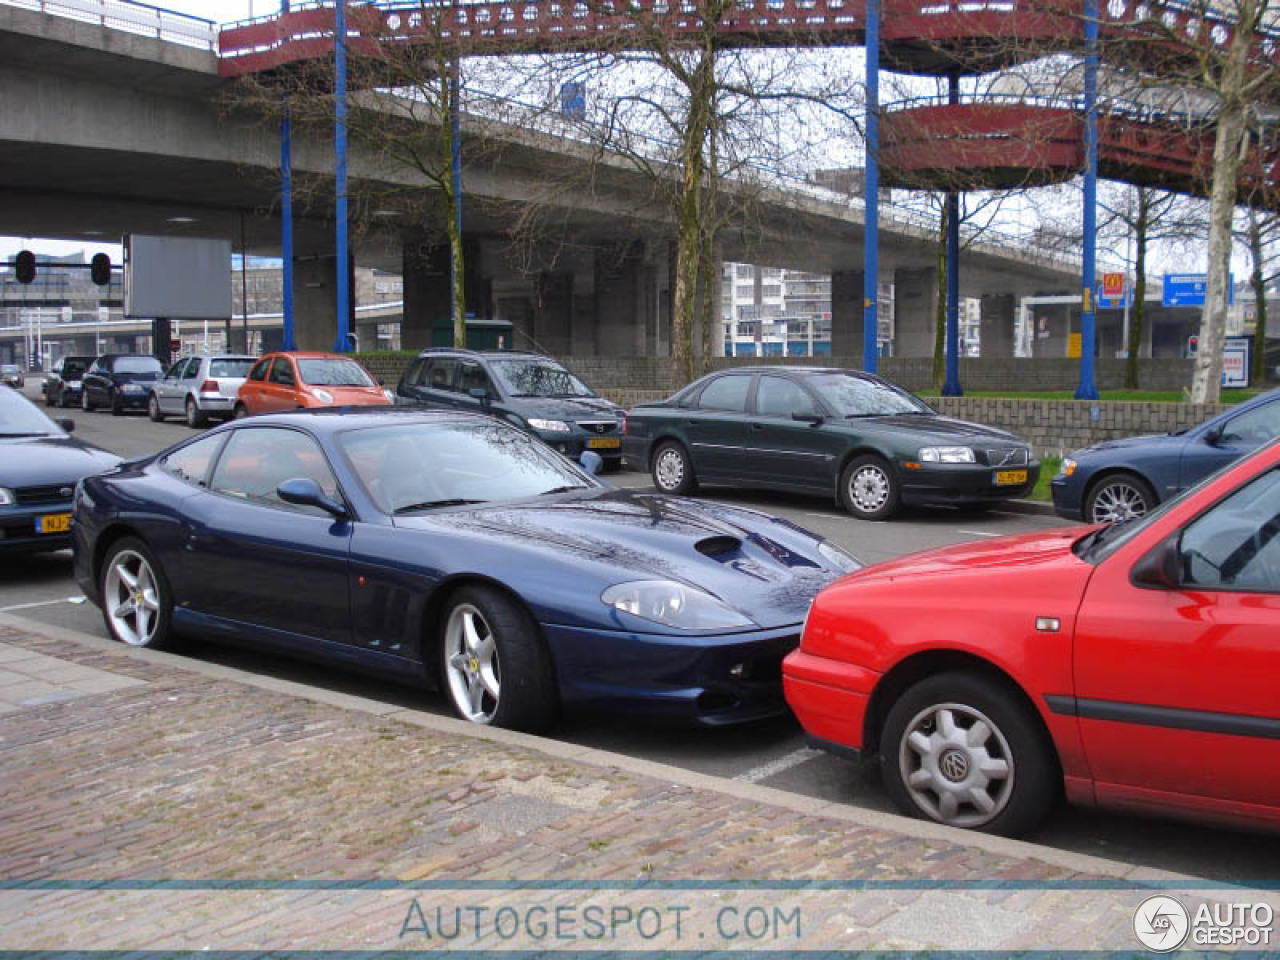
[621,367,1038,520]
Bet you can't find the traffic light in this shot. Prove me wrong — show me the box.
[90,253,112,286]
[14,250,35,284]
[1187,335,1199,357]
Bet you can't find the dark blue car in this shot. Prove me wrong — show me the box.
[1051,387,1280,523]
[0,386,121,555]
[72,408,858,730]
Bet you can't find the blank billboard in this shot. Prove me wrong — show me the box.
[125,235,233,319]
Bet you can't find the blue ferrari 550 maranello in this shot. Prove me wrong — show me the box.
[73,408,859,730]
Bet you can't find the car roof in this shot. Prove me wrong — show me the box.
[417,348,548,361]
[216,406,491,436]
[261,351,356,360]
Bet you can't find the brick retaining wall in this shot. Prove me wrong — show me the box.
[923,397,1227,458]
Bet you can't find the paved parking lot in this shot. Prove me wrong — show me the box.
[6,382,1280,883]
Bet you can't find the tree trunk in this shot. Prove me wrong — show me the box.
[931,201,948,393]
[671,52,714,387]
[1190,0,1256,403]
[1250,212,1269,385]
[1125,189,1149,390]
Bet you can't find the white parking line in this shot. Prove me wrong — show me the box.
[732,747,823,784]
[0,598,83,614]
[955,529,1002,538]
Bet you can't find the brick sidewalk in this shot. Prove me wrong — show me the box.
[0,622,1260,953]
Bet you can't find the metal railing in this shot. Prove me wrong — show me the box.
[0,0,217,49]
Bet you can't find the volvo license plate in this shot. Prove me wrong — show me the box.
[993,470,1028,486]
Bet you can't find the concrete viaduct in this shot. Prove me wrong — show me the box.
[0,1,1181,364]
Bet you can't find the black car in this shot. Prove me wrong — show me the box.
[82,354,165,415]
[396,349,625,467]
[42,355,96,408]
[623,367,1039,520]
[0,386,121,555]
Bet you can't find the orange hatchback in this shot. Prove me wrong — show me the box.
[235,352,390,417]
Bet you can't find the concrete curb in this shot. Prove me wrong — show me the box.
[1,610,1207,889]
[997,498,1059,517]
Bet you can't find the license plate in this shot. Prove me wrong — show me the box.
[36,513,72,534]
[587,437,621,450]
[993,470,1028,486]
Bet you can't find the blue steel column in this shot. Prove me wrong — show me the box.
[1074,0,1100,399]
[332,0,351,353]
[942,70,962,396]
[862,0,880,372]
[281,0,295,350]
[450,60,463,337]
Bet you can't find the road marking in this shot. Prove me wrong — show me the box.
[955,529,1002,538]
[733,747,823,784]
[0,597,84,614]
[803,511,839,519]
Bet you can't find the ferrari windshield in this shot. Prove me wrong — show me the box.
[339,420,596,514]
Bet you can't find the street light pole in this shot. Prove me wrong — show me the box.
[1074,0,1101,400]
[332,0,351,353]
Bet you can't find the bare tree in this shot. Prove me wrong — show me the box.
[1236,206,1280,382]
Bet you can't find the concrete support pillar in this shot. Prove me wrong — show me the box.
[831,269,864,361]
[595,240,646,357]
[294,253,354,352]
[893,267,938,358]
[979,293,1017,358]
[535,272,574,356]
[401,237,486,350]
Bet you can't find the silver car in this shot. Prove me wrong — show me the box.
[148,354,256,428]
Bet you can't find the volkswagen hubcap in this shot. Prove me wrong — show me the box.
[899,702,1014,828]
[444,603,500,724]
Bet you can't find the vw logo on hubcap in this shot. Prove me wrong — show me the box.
[939,749,969,782]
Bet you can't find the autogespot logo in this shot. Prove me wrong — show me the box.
[1134,895,1191,952]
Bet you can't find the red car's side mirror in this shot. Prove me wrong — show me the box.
[1131,533,1183,590]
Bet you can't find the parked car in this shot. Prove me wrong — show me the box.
[149,354,256,427]
[42,356,95,408]
[785,436,1280,836]
[72,408,858,730]
[0,386,121,555]
[81,354,165,415]
[1051,386,1280,524]
[235,352,389,417]
[623,367,1038,520]
[396,349,626,469]
[1,364,24,389]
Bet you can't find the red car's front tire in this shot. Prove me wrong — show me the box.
[879,670,1058,836]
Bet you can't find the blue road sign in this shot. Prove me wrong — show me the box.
[1096,284,1131,310]
[1162,274,1234,307]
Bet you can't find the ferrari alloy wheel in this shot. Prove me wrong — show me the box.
[840,454,900,521]
[443,602,501,724]
[1086,473,1156,525]
[880,671,1057,836]
[651,441,697,495]
[440,586,557,731]
[100,538,173,649]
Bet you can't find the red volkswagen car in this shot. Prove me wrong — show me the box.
[785,438,1280,836]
